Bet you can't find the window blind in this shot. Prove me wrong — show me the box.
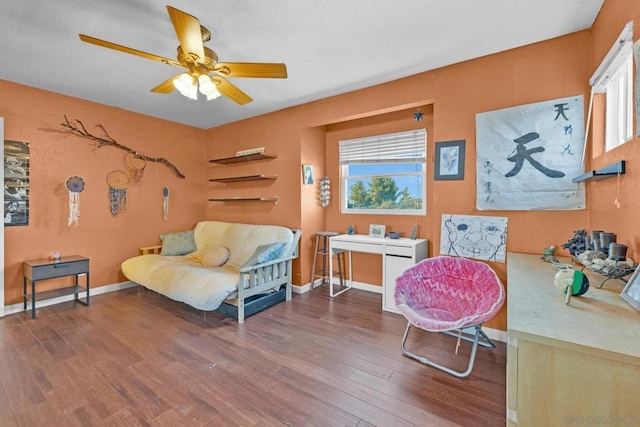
[339,129,426,165]
[590,21,633,92]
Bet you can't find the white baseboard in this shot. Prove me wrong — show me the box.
[12,279,507,342]
[484,327,507,343]
[292,280,506,342]
[4,281,137,316]
[293,279,383,295]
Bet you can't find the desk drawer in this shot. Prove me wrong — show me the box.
[26,260,89,280]
[385,245,413,257]
[332,240,383,254]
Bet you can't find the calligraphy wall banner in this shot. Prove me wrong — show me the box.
[476,95,585,210]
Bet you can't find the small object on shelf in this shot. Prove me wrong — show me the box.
[235,147,265,157]
[369,224,385,238]
[561,230,586,256]
[541,245,557,263]
[554,268,590,304]
[49,251,61,261]
[387,231,401,239]
[609,243,628,261]
[575,250,636,287]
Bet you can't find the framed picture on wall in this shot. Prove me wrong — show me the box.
[621,266,640,312]
[4,140,30,226]
[302,164,314,185]
[434,140,465,181]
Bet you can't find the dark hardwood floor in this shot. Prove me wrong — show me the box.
[0,285,506,426]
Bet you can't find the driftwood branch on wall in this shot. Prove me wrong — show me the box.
[61,116,186,179]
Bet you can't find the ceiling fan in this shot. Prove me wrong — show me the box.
[79,5,287,105]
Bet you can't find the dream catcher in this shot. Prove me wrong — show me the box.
[124,152,147,185]
[107,170,130,217]
[320,177,330,207]
[65,176,85,226]
[163,187,170,221]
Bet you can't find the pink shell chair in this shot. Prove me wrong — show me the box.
[395,256,505,377]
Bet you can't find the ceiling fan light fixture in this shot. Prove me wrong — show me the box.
[173,73,194,95]
[186,83,198,100]
[198,74,221,100]
[206,91,221,101]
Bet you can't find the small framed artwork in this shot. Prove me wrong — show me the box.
[369,224,386,239]
[434,140,465,181]
[621,266,640,312]
[302,164,314,185]
[4,140,30,226]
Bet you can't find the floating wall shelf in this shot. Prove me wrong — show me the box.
[209,151,278,202]
[209,174,278,183]
[209,152,277,165]
[209,197,278,203]
[572,160,625,183]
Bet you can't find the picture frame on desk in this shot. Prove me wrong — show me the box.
[621,266,640,312]
[369,224,385,239]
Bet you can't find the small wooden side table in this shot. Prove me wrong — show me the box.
[23,255,90,319]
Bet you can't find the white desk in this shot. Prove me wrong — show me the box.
[328,234,428,313]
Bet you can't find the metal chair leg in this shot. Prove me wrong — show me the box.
[401,322,492,378]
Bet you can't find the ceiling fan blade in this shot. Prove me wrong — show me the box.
[212,76,253,105]
[215,62,288,78]
[151,75,183,93]
[79,34,183,68]
[166,6,206,65]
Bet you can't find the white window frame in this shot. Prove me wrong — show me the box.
[339,129,426,216]
[590,21,634,152]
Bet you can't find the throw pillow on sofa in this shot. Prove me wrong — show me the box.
[242,242,286,268]
[188,245,230,266]
[160,230,197,256]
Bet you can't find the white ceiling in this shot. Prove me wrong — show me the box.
[0,0,604,129]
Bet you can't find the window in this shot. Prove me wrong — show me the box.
[590,21,634,152]
[339,129,426,215]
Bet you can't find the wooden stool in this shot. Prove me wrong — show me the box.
[311,231,345,288]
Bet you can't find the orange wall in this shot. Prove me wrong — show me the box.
[206,29,597,330]
[1,81,206,305]
[4,0,638,334]
[204,109,307,284]
[300,126,329,285]
[585,1,640,255]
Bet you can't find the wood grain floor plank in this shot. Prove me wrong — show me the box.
[0,383,19,427]
[0,285,506,425]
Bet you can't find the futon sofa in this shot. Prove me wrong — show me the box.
[121,220,301,323]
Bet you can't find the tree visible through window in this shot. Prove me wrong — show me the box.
[339,129,426,215]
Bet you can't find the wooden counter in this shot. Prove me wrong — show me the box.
[506,253,640,426]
